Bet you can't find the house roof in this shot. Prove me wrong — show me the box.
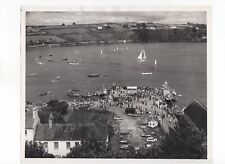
[25,111,34,129]
[184,99,207,132]
[34,123,109,141]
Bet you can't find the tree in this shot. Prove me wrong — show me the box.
[25,141,54,158]
[47,100,68,115]
[158,116,207,159]
[66,138,109,158]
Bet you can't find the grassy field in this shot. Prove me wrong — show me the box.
[26,23,206,46]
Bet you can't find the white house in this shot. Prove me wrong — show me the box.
[25,107,40,142]
[32,114,109,157]
[97,26,103,30]
[170,25,177,29]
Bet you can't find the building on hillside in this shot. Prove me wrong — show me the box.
[25,107,40,142]
[184,99,207,132]
[170,25,177,29]
[97,26,103,30]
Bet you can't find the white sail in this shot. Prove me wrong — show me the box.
[101,50,103,54]
[154,59,157,65]
[138,50,146,61]
[138,51,143,60]
[142,50,147,60]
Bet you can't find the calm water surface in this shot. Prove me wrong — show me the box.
[26,43,207,107]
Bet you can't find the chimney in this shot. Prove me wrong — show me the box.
[33,107,37,119]
[49,113,54,128]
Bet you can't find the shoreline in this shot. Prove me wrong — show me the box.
[26,40,207,49]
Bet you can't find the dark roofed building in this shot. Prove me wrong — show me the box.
[33,123,109,157]
[34,123,109,141]
[184,99,207,132]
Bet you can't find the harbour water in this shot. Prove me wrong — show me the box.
[26,42,207,107]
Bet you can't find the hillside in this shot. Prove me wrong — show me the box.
[26,22,207,47]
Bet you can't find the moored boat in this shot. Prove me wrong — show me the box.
[27,73,37,77]
[142,72,153,75]
[39,92,47,96]
[88,73,100,77]
[68,61,78,65]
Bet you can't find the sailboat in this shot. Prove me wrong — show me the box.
[154,59,157,65]
[100,50,103,55]
[137,50,147,62]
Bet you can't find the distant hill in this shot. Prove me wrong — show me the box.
[26,22,207,47]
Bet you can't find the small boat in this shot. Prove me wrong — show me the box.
[114,116,123,120]
[100,50,103,55]
[27,73,37,77]
[154,59,157,65]
[72,80,77,83]
[47,91,52,94]
[120,140,128,144]
[66,91,80,98]
[39,92,47,96]
[48,58,54,62]
[68,61,78,65]
[49,54,53,56]
[37,61,44,65]
[56,76,61,79]
[141,134,151,137]
[62,57,68,60]
[142,72,153,75]
[178,94,183,97]
[46,57,54,62]
[51,80,58,83]
[137,49,147,62]
[88,74,100,78]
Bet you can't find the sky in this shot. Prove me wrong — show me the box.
[26,11,206,25]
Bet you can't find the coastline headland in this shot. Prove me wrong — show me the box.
[26,22,207,48]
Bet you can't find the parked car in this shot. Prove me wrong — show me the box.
[146,143,152,148]
[142,134,151,137]
[120,145,129,150]
[120,140,128,144]
[146,137,157,142]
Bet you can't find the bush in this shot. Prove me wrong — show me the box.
[25,141,54,158]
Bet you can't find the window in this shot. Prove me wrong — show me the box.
[43,142,48,149]
[66,142,70,149]
[54,142,58,149]
[25,130,27,135]
[75,141,80,147]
